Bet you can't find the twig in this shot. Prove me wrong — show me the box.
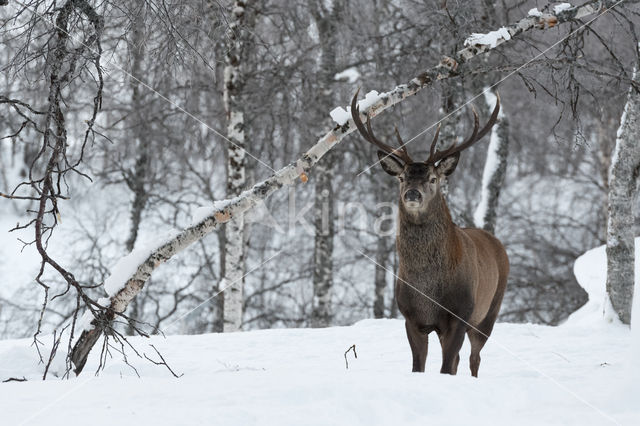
[344,344,357,369]
[143,344,183,378]
[2,377,27,383]
[69,0,634,375]
[43,326,67,380]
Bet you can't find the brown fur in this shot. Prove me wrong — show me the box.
[348,90,506,376]
[393,164,508,377]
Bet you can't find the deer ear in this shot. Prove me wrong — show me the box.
[437,152,460,176]
[377,150,404,176]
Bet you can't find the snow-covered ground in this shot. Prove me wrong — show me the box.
[0,243,638,425]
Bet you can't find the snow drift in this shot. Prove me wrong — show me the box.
[0,241,637,425]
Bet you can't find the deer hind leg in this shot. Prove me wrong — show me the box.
[452,353,460,374]
[439,319,466,375]
[438,329,460,374]
[405,320,429,372]
[467,329,488,377]
[467,285,504,377]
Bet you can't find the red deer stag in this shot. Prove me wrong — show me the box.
[351,91,508,377]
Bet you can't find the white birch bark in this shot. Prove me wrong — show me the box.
[69,0,618,374]
[439,84,466,198]
[473,89,509,233]
[310,0,340,328]
[606,68,640,325]
[222,0,247,333]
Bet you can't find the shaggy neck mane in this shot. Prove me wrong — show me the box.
[397,193,461,270]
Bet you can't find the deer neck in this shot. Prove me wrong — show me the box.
[397,193,461,270]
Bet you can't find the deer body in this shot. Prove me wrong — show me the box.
[351,91,508,377]
[396,192,509,375]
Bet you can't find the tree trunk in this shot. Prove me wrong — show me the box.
[125,1,149,336]
[373,237,387,319]
[439,83,467,198]
[311,155,334,327]
[214,228,226,332]
[606,70,640,325]
[69,1,613,374]
[310,0,342,327]
[473,89,509,233]
[390,249,398,319]
[222,0,249,333]
[471,1,509,235]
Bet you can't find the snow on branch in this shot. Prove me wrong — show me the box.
[69,0,633,375]
[461,1,628,57]
[330,90,381,126]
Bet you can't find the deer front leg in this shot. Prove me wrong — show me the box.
[439,319,466,375]
[405,320,428,372]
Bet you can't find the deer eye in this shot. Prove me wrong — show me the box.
[429,177,437,184]
[398,176,404,183]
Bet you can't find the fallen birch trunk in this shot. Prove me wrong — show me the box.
[70,0,632,374]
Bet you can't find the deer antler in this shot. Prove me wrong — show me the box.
[350,89,413,164]
[350,90,500,166]
[426,93,501,165]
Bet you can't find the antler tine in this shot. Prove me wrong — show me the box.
[428,108,478,165]
[394,126,410,160]
[474,91,501,142]
[427,123,441,163]
[450,93,501,155]
[350,90,412,164]
[456,106,480,151]
[427,93,500,165]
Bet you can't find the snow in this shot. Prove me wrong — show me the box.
[0,213,39,300]
[528,8,543,17]
[464,27,511,48]
[334,67,360,83]
[103,230,179,297]
[0,239,638,425]
[330,90,381,125]
[232,6,244,16]
[1,233,638,425]
[0,315,636,425]
[330,106,352,126]
[568,238,640,325]
[554,3,573,14]
[358,90,381,110]
[570,239,640,413]
[632,236,640,385]
[190,195,249,227]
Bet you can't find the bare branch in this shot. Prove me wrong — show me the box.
[67,0,634,375]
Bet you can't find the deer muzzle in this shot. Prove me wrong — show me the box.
[404,189,422,206]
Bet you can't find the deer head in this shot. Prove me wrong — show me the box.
[350,90,500,215]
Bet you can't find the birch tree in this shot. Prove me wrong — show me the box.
[222,0,250,332]
[606,66,640,325]
[471,0,510,234]
[369,0,388,320]
[310,0,343,327]
[473,90,509,233]
[0,0,104,376]
[124,1,151,335]
[64,0,630,375]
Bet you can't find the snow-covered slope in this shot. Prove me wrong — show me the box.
[570,237,640,326]
[0,322,636,425]
[0,243,638,425]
